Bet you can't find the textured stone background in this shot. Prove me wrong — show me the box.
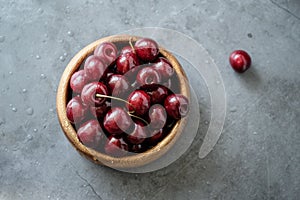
[0,0,299,199]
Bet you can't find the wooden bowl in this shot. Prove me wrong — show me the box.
[56,35,190,169]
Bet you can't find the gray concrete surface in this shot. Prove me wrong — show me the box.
[1,0,300,199]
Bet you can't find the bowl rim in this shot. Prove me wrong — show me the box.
[56,34,190,168]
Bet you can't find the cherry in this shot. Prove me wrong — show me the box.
[89,101,111,119]
[120,46,134,55]
[103,107,132,135]
[70,70,86,93]
[94,42,118,66]
[77,119,104,149]
[125,122,148,144]
[66,96,87,124]
[147,129,163,145]
[148,104,167,130]
[81,82,108,106]
[153,57,174,79]
[134,38,159,62]
[127,90,151,116]
[84,55,106,81]
[229,50,251,73]
[164,94,189,119]
[107,74,130,97]
[141,84,169,104]
[104,136,128,157]
[116,51,140,75]
[136,66,161,86]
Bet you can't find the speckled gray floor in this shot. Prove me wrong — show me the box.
[0,0,300,199]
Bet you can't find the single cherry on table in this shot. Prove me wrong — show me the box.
[229,50,251,73]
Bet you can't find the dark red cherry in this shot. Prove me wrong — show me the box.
[148,104,167,130]
[136,67,161,86]
[107,74,130,97]
[147,129,163,145]
[141,84,169,104]
[77,119,104,149]
[94,42,118,66]
[103,107,132,135]
[153,57,174,79]
[125,122,148,144]
[81,82,108,106]
[104,136,128,157]
[66,96,87,124]
[127,90,151,116]
[134,38,159,62]
[89,101,111,119]
[84,55,106,81]
[70,70,87,93]
[120,46,134,55]
[164,94,189,119]
[229,50,251,73]
[116,52,140,75]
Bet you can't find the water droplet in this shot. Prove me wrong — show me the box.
[247,33,253,38]
[37,8,44,14]
[4,147,8,152]
[40,73,46,79]
[230,107,237,112]
[33,128,38,132]
[67,31,74,37]
[216,80,220,84]
[124,19,129,24]
[205,60,209,64]
[0,36,5,43]
[47,195,51,199]
[206,181,210,185]
[26,134,33,141]
[9,71,13,75]
[36,55,41,59]
[204,121,209,125]
[253,131,257,135]
[22,88,27,93]
[59,55,65,62]
[26,107,34,115]
[63,52,68,57]
[49,108,54,113]
[9,104,12,107]
[44,33,48,38]
[12,107,17,112]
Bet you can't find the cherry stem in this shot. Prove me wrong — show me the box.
[129,37,135,54]
[128,113,149,125]
[95,94,132,106]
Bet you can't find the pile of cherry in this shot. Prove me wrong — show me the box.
[66,37,189,157]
